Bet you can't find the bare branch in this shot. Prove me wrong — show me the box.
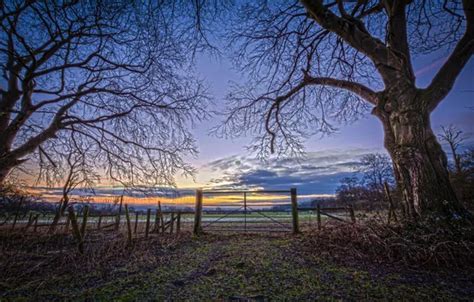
[424,0,474,111]
[0,1,213,186]
[303,73,379,105]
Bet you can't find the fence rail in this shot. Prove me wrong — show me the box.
[0,204,189,253]
[1,189,357,241]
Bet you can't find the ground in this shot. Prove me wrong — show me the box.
[1,229,473,301]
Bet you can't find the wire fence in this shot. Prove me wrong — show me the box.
[1,190,356,235]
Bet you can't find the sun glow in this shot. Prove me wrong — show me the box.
[50,193,295,207]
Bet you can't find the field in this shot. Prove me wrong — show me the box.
[1,209,347,235]
[1,226,473,301]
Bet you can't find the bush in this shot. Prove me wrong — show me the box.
[301,219,474,268]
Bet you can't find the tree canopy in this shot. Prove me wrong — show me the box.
[0,1,217,187]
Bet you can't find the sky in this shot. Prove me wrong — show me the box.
[25,47,473,203]
[16,11,473,202]
[170,50,474,194]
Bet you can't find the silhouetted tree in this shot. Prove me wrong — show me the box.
[336,176,362,205]
[336,153,395,210]
[359,153,394,191]
[0,1,212,187]
[217,0,473,220]
[437,124,474,204]
[438,125,466,174]
[455,148,474,204]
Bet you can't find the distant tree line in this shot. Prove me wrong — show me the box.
[335,153,394,211]
[438,125,474,206]
[336,125,473,213]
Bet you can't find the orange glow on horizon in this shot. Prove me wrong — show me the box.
[27,187,334,208]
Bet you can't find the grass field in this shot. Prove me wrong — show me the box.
[4,211,338,231]
[1,229,472,301]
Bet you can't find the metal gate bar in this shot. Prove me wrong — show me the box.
[202,205,245,228]
[247,206,292,230]
[195,189,296,234]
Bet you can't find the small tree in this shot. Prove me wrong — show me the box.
[359,153,394,192]
[438,125,466,174]
[456,149,474,204]
[336,153,395,211]
[336,176,362,205]
[437,126,473,203]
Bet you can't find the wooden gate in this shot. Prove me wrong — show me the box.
[193,189,299,235]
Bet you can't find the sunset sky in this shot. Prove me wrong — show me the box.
[171,50,474,193]
[3,1,470,208]
[18,43,472,204]
[34,49,473,202]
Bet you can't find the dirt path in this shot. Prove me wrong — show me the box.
[1,233,472,301]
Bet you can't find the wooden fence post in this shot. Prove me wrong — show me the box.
[68,207,84,254]
[125,204,132,245]
[317,204,321,231]
[176,212,181,234]
[384,181,398,223]
[157,201,165,233]
[64,214,70,232]
[290,188,299,234]
[25,212,33,230]
[115,195,123,231]
[134,212,139,234]
[98,215,102,230]
[193,189,203,235]
[349,205,356,223]
[145,208,151,238]
[170,213,175,234]
[154,210,159,233]
[11,212,18,230]
[80,205,89,238]
[33,214,39,232]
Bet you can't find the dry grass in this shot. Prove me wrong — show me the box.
[1,220,473,300]
[299,218,474,268]
[0,228,189,298]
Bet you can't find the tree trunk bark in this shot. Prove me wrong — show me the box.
[373,95,470,221]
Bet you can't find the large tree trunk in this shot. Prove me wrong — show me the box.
[373,93,470,221]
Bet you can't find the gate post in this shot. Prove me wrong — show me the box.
[115,195,123,231]
[193,189,203,235]
[290,188,300,234]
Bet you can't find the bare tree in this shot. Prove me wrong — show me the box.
[336,154,394,210]
[217,0,473,220]
[0,1,212,187]
[437,126,474,203]
[48,135,99,231]
[454,148,474,204]
[438,125,466,174]
[359,153,394,191]
[335,176,361,205]
[359,153,397,213]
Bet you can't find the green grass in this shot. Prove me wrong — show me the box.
[1,232,470,301]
